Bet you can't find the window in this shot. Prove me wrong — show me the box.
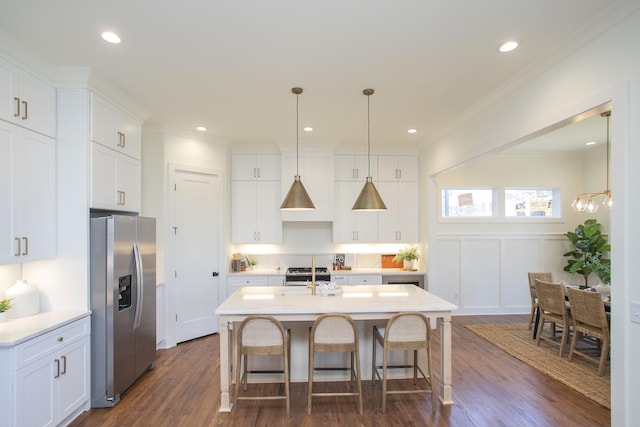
[505,188,560,217]
[441,188,495,217]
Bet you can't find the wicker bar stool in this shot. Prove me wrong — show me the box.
[235,315,290,417]
[566,287,610,376]
[372,311,436,414]
[307,313,363,415]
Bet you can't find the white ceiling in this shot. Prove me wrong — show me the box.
[0,1,635,148]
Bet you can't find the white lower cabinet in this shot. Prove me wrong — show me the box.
[227,275,269,295]
[6,316,90,427]
[331,275,382,285]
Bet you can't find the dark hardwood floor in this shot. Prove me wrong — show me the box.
[70,315,610,427]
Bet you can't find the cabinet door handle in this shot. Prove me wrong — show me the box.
[22,100,28,120]
[13,97,20,117]
[54,359,60,378]
[117,132,125,148]
[256,168,260,178]
[61,355,67,375]
[117,190,126,205]
[14,237,20,256]
[22,237,28,255]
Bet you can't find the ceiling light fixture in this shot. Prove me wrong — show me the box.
[352,89,387,211]
[303,126,313,132]
[498,40,519,53]
[101,31,121,44]
[408,128,418,134]
[280,87,315,210]
[196,126,207,132]
[571,111,613,212]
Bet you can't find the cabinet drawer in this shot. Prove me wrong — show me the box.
[15,317,90,368]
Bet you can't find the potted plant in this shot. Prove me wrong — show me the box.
[0,298,12,322]
[563,218,611,287]
[393,247,420,271]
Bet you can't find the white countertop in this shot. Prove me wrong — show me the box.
[227,268,425,276]
[0,311,90,347]
[215,284,456,315]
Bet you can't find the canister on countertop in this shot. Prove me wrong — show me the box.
[4,279,40,318]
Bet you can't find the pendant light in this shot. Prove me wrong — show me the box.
[353,88,387,210]
[571,111,613,212]
[280,87,315,210]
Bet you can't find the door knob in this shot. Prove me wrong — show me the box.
[212,272,220,277]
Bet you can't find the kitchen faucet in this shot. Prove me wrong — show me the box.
[307,256,317,295]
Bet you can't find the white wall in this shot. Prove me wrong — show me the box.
[421,9,640,425]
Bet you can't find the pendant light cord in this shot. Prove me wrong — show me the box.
[605,112,610,193]
[296,91,300,177]
[367,93,371,177]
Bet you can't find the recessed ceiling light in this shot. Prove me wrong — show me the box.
[101,31,121,44]
[498,40,519,53]
[196,126,207,132]
[303,127,313,132]
[407,128,418,134]
[585,141,597,146]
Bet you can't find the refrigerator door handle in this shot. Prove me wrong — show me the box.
[133,242,144,329]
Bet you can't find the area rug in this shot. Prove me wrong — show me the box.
[465,323,610,409]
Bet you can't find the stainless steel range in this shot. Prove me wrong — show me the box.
[285,267,331,286]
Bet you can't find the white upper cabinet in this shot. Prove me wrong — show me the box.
[332,181,378,243]
[91,93,141,160]
[232,154,280,181]
[231,154,282,243]
[0,57,56,137]
[0,121,56,264]
[378,155,419,182]
[89,93,142,212]
[334,154,377,182]
[90,142,141,212]
[377,181,419,243]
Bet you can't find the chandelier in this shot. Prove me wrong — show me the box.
[571,111,612,213]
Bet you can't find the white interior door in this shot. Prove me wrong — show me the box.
[172,167,221,343]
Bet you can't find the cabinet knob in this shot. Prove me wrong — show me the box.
[58,337,64,342]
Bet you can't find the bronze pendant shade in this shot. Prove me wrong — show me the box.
[352,88,386,211]
[281,87,315,210]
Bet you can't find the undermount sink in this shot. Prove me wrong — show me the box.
[281,286,312,295]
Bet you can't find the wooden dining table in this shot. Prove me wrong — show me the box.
[215,284,458,412]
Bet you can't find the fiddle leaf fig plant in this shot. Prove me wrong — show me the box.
[563,218,611,286]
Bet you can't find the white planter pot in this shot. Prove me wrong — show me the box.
[403,260,414,271]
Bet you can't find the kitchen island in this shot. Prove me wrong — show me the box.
[215,284,457,412]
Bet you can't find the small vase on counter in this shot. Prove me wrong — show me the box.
[4,279,40,319]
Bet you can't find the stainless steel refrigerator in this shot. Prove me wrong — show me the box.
[90,214,156,407]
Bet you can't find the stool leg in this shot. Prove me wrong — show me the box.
[372,327,377,384]
[382,347,388,414]
[308,337,314,415]
[354,344,363,415]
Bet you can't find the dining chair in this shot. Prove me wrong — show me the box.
[235,315,290,418]
[307,313,363,415]
[535,279,572,356]
[566,287,610,376]
[527,272,552,330]
[372,312,436,414]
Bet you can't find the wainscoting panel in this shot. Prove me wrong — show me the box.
[434,234,572,315]
[460,239,501,309]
